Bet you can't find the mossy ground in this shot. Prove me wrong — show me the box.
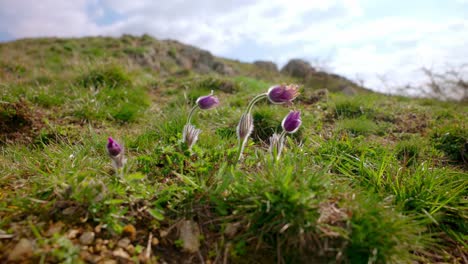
[0,36,467,263]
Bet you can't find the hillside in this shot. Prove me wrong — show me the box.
[0,35,467,263]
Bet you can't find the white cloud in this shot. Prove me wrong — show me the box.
[0,0,99,37]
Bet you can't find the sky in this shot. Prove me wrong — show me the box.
[1,0,467,94]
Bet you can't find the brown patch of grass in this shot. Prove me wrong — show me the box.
[393,112,429,134]
[0,100,44,144]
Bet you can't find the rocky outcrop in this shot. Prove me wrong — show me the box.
[213,61,235,76]
[254,60,278,72]
[281,59,316,79]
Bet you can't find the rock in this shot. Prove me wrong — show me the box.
[79,250,96,263]
[159,229,169,238]
[46,221,64,237]
[95,238,103,246]
[281,59,316,79]
[340,85,357,96]
[101,260,118,264]
[307,88,329,104]
[62,206,79,215]
[67,229,80,239]
[79,231,95,245]
[224,222,242,238]
[113,248,130,259]
[94,224,103,234]
[117,238,131,248]
[8,238,34,261]
[151,237,159,246]
[172,40,215,73]
[126,244,135,255]
[178,220,200,253]
[254,60,278,72]
[213,61,235,76]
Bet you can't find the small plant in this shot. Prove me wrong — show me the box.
[107,137,126,176]
[337,117,379,136]
[395,138,422,166]
[182,91,219,149]
[269,111,302,160]
[78,64,131,89]
[236,84,299,161]
[334,98,373,119]
[431,125,467,165]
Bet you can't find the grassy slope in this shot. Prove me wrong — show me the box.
[0,36,467,263]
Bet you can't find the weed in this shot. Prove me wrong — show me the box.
[395,137,423,166]
[336,117,380,136]
[333,97,374,119]
[431,124,467,166]
[77,64,131,89]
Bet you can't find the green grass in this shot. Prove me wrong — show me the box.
[336,117,381,136]
[0,36,467,263]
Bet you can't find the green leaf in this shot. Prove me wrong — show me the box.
[148,208,165,221]
[105,199,125,205]
[126,172,146,181]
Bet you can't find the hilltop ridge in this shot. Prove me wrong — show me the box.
[0,34,365,95]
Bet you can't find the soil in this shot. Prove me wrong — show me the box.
[0,100,44,144]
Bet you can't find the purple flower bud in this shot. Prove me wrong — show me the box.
[107,137,122,157]
[107,137,126,171]
[196,92,219,110]
[282,111,302,133]
[183,124,201,150]
[236,112,254,161]
[236,112,254,141]
[267,84,300,104]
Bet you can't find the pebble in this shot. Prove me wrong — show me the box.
[8,238,34,261]
[117,237,131,248]
[126,244,135,255]
[178,220,200,253]
[151,237,159,246]
[45,221,64,237]
[113,248,130,259]
[224,222,241,238]
[94,244,102,253]
[101,259,118,264]
[79,231,95,245]
[94,224,103,233]
[67,229,80,239]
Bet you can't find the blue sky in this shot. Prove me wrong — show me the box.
[1,0,467,94]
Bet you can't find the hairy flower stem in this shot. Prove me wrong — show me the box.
[236,136,248,164]
[236,113,253,163]
[275,130,287,161]
[186,105,199,124]
[235,94,267,164]
[246,93,267,114]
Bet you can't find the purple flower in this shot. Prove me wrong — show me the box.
[107,137,122,157]
[282,111,302,133]
[196,92,219,110]
[107,137,126,171]
[267,84,300,104]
